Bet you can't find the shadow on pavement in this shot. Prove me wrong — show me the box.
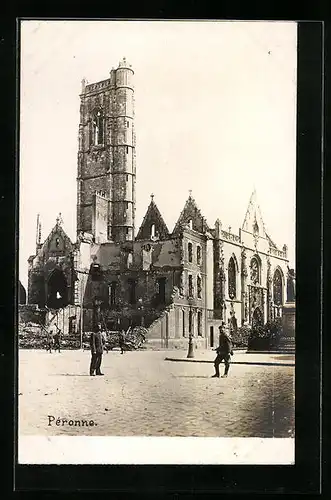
[50,374,92,377]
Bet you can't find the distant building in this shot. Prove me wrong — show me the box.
[26,60,293,347]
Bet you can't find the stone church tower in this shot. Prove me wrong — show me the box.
[77,58,136,243]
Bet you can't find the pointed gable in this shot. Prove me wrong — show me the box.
[172,194,210,235]
[241,190,268,238]
[40,219,74,258]
[136,196,170,241]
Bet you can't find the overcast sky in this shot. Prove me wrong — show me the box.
[20,20,297,290]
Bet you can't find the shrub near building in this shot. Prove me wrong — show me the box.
[231,325,251,349]
[247,318,283,351]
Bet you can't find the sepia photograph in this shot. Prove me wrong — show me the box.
[18,19,296,465]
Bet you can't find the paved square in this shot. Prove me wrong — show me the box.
[19,349,295,438]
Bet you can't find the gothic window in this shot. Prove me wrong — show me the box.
[188,242,193,263]
[250,257,260,284]
[253,221,259,236]
[90,262,102,281]
[228,257,236,299]
[197,245,201,265]
[127,252,133,268]
[151,224,155,239]
[92,109,104,146]
[197,275,202,298]
[128,278,137,305]
[188,274,193,298]
[157,277,166,304]
[55,238,60,248]
[188,219,193,230]
[273,269,283,305]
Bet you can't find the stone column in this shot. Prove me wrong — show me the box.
[266,256,273,322]
[213,234,225,320]
[241,246,248,325]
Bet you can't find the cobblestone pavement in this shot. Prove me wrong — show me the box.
[19,349,295,438]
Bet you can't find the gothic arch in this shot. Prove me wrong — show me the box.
[229,253,239,272]
[46,269,68,309]
[188,241,193,263]
[273,266,284,306]
[228,255,238,300]
[90,107,105,146]
[273,264,285,282]
[250,254,262,285]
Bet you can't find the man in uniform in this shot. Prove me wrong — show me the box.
[53,328,62,353]
[212,322,234,378]
[119,330,126,354]
[89,323,104,376]
[46,329,54,353]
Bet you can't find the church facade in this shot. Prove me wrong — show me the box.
[26,59,294,348]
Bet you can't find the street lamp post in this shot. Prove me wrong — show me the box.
[187,332,194,358]
[138,297,144,327]
[187,306,194,358]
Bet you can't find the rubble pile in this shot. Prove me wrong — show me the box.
[126,326,147,349]
[19,323,147,351]
[18,322,44,349]
[19,322,80,349]
[82,327,147,351]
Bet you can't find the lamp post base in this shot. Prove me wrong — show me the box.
[187,335,194,358]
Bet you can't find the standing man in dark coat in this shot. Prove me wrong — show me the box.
[212,322,234,378]
[53,329,62,353]
[89,323,104,376]
[119,330,126,354]
[46,329,54,353]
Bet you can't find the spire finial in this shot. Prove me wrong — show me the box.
[189,189,192,198]
[36,213,41,247]
[150,193,154,202]
[56,213,63,226]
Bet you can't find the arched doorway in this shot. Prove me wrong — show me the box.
[252,307,263,330]
[47,269,68,309]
